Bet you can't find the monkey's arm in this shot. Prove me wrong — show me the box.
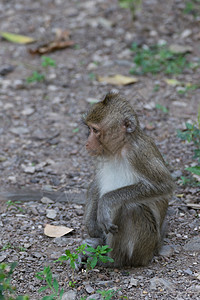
[98,167,174,234]
[85,181,105,238]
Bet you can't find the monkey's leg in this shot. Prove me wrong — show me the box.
[106,204,161,267]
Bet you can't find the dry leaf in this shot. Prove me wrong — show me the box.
[29,29,74,54]
[165,79,181,86]
[44,224,73,237]
[0,32,35,44]
[98,74,138,86]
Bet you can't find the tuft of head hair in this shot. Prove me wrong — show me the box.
[84,92,139,133]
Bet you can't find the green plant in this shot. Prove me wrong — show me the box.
[36,266,64,300]
[56,244,86,286]
[0,262,29,300]
[97,289,116,300]
[88,72,96,80]
[130,43,191,75]
[155,104,169,114]
[6,201,24,213]
[177,84,199,95]
[41,56,56,67]
[177,110,200,184]
[119,0,142,19]
[85,245,114,270]
[26,56,56,83]
[1,243,13,251]
[26,71,45,83]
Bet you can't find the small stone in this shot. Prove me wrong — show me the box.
[22,107,35,116]
[150,277,175,291]
[8,176,17,183]
[62,290,77,300]
[169,44,192,54]
[87,294,100,300]
[129,277,139,287]
[13,79,24,89]
[0,65,14,76]
[184,236,200,252]
[40,197,54,204]
[46,209,57,219]
[85,284,94,294]
[0,253,7,262]
[159,245,174,257]
[53,237,68,247]
[184,268,193,275]
[10,127,29,135]
[181,29,192,39]
[171,170,182,179]
[22,166,36,174]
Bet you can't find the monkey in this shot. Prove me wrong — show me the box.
[81,91,174,268]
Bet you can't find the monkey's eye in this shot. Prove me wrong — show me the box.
[92,127,99,134]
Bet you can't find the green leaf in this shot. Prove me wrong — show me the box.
[55,255,68,263]
[53,278,59,293]
[90,256,98,269]
[155,103,169,113]
[186,166,200,176]
[35,274,44,281]
[59,289,64,299]
[38,285,49,293]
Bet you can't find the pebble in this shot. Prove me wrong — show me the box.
[159,245,174,257]
[184,236,200,252]
[46,209,57,219]
[0,253,7,262]
[40,196,54,204]
[62,290,77,300]
[128,277,139,288]
[10,127,29,135]
[85,284,95,294]
[87,294,100,300]
[150,277,175,291]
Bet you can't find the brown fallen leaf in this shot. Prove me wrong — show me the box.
[98,74,138,86]
[44,224,73,237]
[29,29,74,54]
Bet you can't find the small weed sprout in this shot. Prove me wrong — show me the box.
[177,109,200,185]
[56,244,86,286]
[41,56,56,67]
[155,104,169,114]
[130,43,192,75]
[119,0,142,20]
[36,266,64,300]
[26,56,56,83]
[0,262,29,300]
[6,200,24,213]
[85,245,114,270]
[26,71,45,83]
[97,288,116,300]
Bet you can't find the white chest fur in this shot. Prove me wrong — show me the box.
[96,157,139,197]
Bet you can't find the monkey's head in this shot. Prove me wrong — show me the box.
[84,92,139,157]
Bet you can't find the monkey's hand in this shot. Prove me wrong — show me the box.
[97,201,118,234]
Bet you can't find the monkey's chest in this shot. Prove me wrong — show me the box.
[97,159,139,197]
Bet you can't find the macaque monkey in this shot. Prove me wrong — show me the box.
[82,91,174,267]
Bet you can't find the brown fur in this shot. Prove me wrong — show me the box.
[83,91,174,267]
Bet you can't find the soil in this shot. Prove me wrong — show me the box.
[0,0,199,299]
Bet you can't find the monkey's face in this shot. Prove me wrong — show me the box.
[85,122,126,157]
[86,123,104,156]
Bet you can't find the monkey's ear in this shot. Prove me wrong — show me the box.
[123,117,136,133]
[103,90,119,105]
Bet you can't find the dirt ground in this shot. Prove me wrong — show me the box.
[0,0,200,299]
